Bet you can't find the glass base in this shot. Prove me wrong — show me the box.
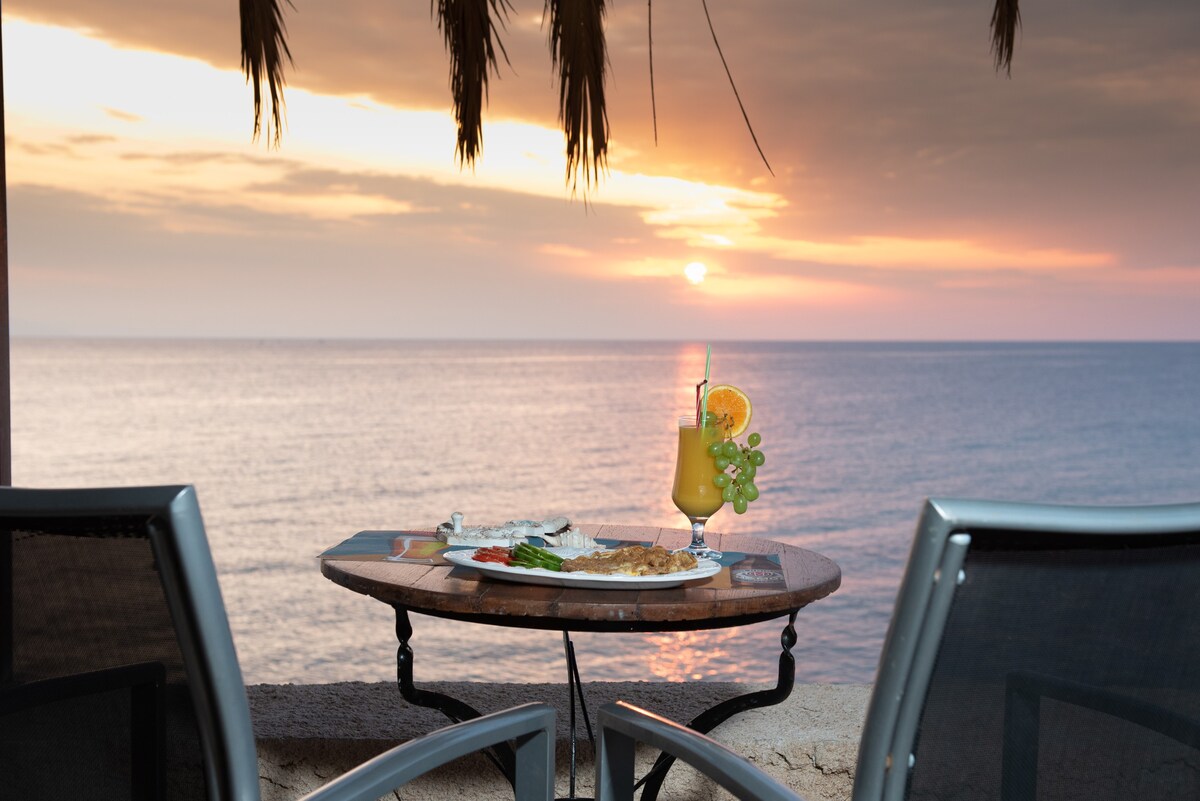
[678,518,723,561]
[679,542,723,561]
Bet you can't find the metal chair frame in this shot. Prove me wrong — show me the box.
[595,498,1200,801]
[0,485,555,801]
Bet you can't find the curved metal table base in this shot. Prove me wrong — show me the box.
[391,605,800,801]
[635,610,798,800]
[394,606,517,783]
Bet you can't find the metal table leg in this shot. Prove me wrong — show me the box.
[562,631,596,801]
[392,605,516,784]
[635,611,800,801]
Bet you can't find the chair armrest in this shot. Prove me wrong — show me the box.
[1,662,166,800]
[1003,670,1200,801]
[1005,670,1200,749]
[0,662,165,714]
[594,701,801,801]
[297,702,555,801]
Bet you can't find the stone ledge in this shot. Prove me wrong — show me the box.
[250,681,869,800]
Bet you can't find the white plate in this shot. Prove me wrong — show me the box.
[444,546,722,590]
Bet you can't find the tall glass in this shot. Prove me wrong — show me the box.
[671,415,725,560]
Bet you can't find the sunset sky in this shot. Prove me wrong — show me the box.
[3,0,1198,339]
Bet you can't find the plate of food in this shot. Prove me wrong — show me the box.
[443,543,721,590]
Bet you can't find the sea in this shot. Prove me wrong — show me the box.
[10,339,1200,687]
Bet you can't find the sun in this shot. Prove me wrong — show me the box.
[684,262,708,284]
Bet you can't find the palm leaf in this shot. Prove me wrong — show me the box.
[435,0,513,167]
[240,0,293,146]
[700,0,772,176]
[648,0,658,144]
[990,0,1021,75]
[546,0,609,191]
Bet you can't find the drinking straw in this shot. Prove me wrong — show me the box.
[700,344,712,424]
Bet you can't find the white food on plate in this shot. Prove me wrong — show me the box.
[539,527,597,548]
[435,514,573,546]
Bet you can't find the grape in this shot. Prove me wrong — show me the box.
[703,411,719,425]
[699,429,764,516]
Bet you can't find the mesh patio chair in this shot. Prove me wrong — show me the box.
[0,484,555,801]
[595,498,1200,801]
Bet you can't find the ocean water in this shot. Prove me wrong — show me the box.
[10,339,1200,687]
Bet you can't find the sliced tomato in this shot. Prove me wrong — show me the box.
[472,546,513,565]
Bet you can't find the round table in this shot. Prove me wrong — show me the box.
[322,523,841,800]
[323,523,840,630]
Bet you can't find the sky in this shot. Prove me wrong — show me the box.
[2,0,1198,340]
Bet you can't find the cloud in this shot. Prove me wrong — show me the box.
[101,106,142,122]
[757,235,1115,273]
[119,150,254,166]
[67,134,117,145]
[4,0,1198,340]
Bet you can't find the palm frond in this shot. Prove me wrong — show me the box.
[648,0,658,145]
[990,0,1021,75]
[240,0,293,147]
[700,0,772,176]
[435,0,513,167]
[546,0,610,191]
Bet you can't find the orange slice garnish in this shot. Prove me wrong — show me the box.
[705,384,752,438]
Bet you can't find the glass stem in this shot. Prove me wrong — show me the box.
[689,519,708,550]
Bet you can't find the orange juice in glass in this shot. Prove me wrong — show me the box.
[671,415,725,559]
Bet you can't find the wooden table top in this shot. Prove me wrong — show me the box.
[321,524,842,633]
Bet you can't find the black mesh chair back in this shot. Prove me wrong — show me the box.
[1,485,557,801]
[856,499,1200,801]
[0,485,257,801]
[594,499,1200,801]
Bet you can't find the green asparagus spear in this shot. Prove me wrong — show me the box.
[510,543,564,571]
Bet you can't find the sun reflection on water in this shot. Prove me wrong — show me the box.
[643,629,745,682]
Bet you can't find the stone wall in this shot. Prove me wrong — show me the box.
[250,681,869,800]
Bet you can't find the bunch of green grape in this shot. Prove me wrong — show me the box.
[706,431,765,514]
